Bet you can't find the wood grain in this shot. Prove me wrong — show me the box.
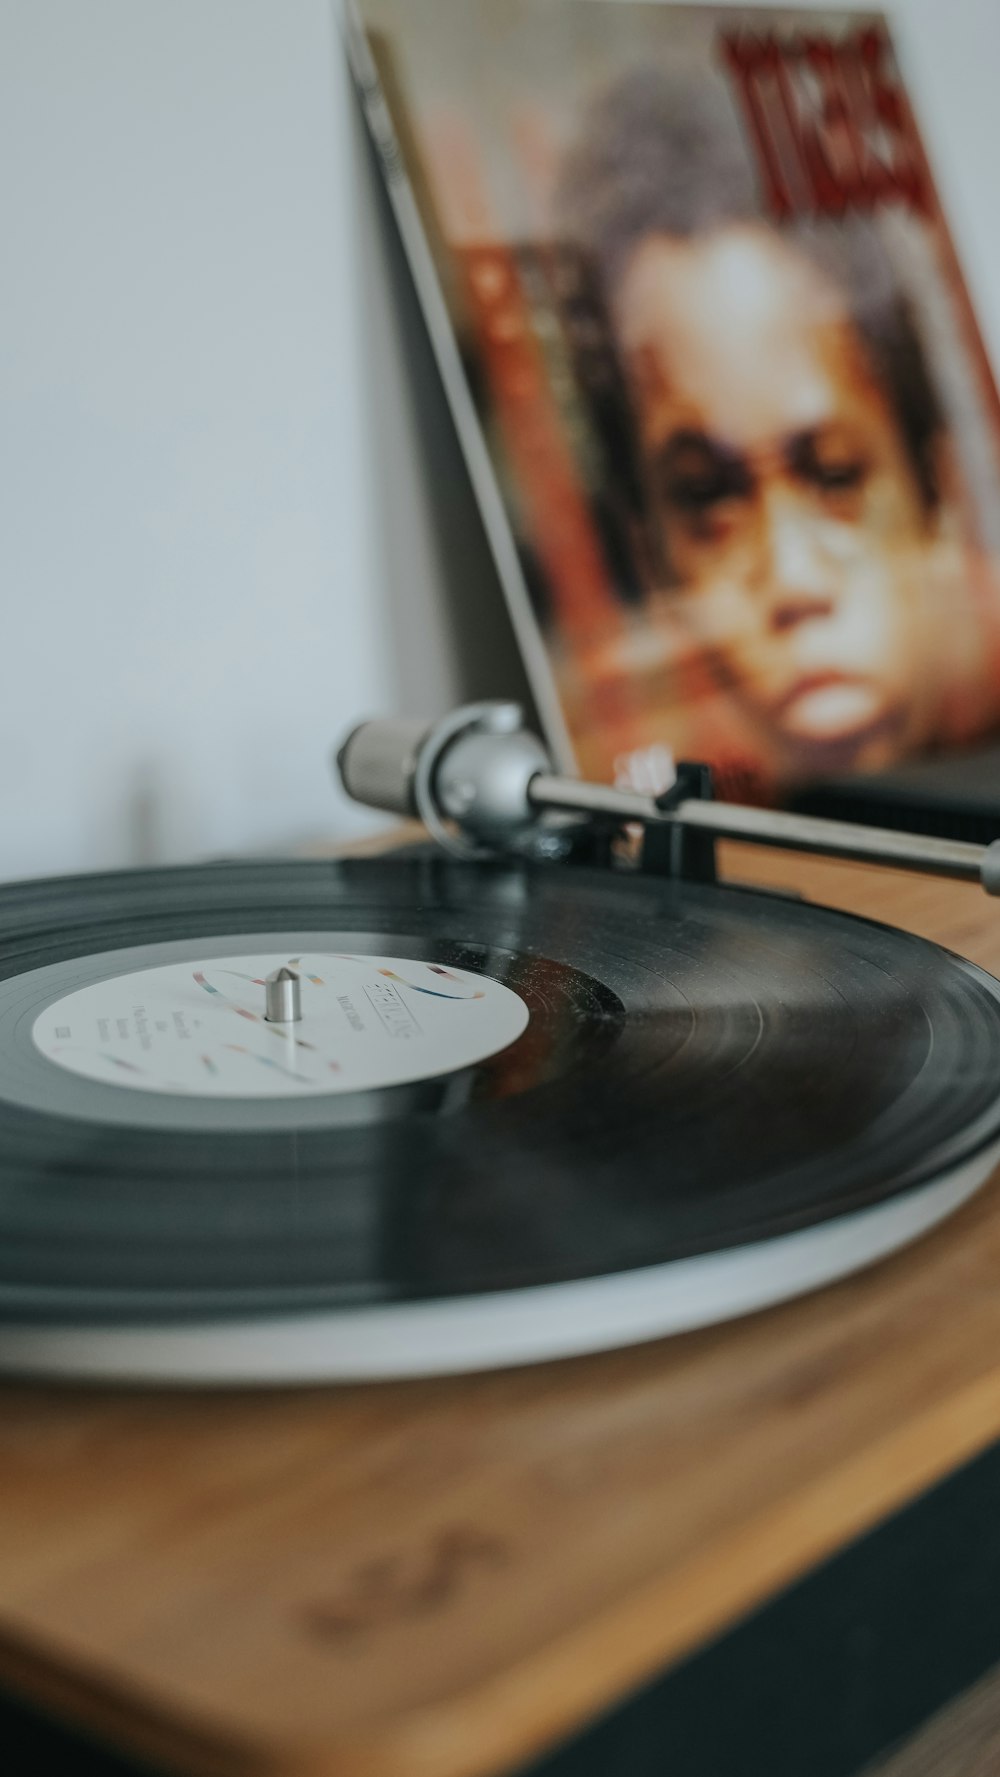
[864,1658,1000,1777]
[3,845,1000,1777]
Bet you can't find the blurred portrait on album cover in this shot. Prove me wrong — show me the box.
[350,0,1000,803]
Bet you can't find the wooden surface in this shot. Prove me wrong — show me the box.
[866,1657,1000,1777]
[5,845,1000,1777]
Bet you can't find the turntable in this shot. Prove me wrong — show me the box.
[3,700,1000,1382]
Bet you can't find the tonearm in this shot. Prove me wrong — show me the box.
[336,702,1000,895]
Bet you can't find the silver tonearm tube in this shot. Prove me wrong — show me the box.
[336,702,1000,895]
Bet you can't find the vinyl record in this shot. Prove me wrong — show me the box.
[1,854,999,1381]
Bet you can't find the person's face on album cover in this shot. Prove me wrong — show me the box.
[617,222,937,775]
[353,0,1000,795]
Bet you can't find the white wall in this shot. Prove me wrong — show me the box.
[0,0,525,881]
[1,0,998,880]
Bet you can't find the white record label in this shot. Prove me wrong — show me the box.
[31,953,529,1098]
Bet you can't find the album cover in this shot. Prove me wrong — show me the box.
[346,0,1000,802]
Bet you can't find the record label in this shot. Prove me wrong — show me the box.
[31,951,529,1099]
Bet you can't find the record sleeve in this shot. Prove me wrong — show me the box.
[344,0,1000,804]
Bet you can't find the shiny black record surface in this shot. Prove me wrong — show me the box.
[2,854,1000,1321]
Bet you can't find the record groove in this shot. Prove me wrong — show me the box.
[1,855,999,1331]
